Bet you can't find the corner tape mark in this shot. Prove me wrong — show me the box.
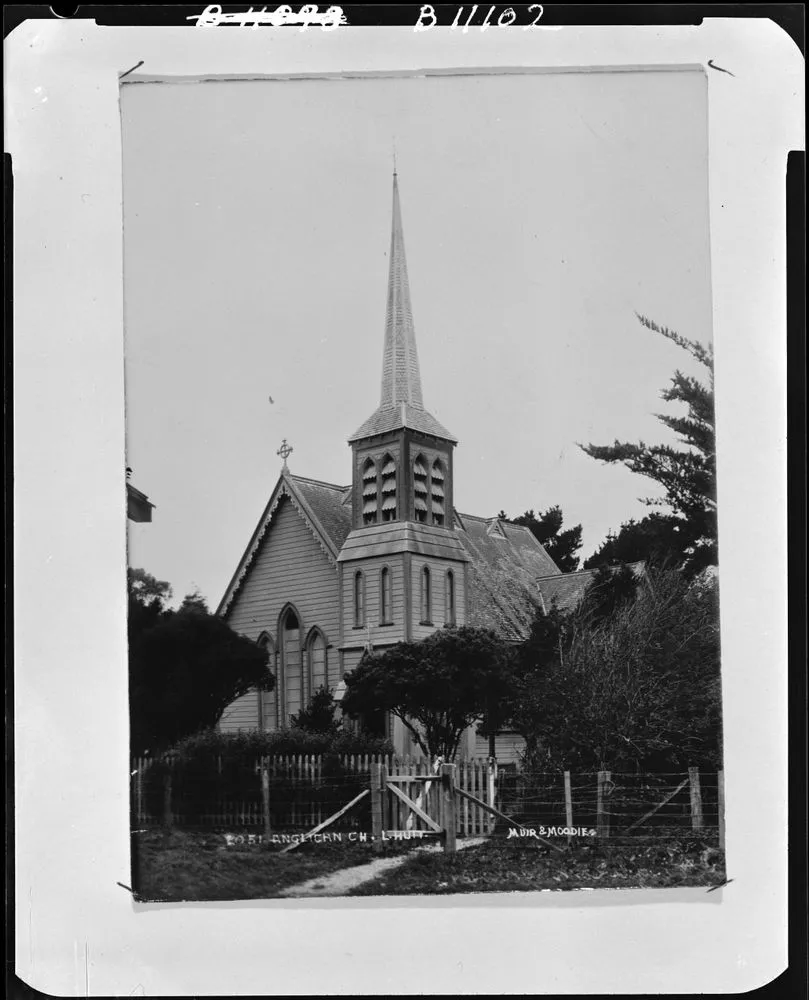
[117,881,134,894]
[119,61,145,81]
[706,878,734,893]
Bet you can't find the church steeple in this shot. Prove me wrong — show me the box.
[380,171,424,411]
[348,173,456,444]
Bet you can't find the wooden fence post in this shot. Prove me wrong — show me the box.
[717,770,725,849]
[163,770,173,830]
[487,758,497,835]
[688,767,704,831]
[261,757,272,840]
[596,770,610,839]
[564,771,573,844]
[442,763,457,853]
[371,762,385,851]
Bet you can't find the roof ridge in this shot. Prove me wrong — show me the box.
[535,568,594,581]
[289,474,350,491]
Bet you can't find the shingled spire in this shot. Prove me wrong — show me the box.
[380,171,424,410]
[349,173,456,443]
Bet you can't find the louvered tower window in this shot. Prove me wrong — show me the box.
[431,459,445,526]
[362,458,378,525]
[380,455,397,522]
[413,455,429,523]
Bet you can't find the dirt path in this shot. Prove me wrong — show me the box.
[278,837,487,897]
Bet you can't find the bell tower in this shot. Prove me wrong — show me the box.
[337,172,470,691]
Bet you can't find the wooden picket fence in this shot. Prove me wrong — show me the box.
[130,753,496,835]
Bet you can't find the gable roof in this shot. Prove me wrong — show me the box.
[290,475,353,552]
[454,514,562,641]
[216,472,351,617]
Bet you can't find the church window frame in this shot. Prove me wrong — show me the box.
[444,570,456,626]
[305,626,329,697]
[277,603,305,727]
[354,570,366,628]
[420,565,433,624]
[379,565,393,625]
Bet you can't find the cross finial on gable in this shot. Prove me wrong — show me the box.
[277,438,293,468]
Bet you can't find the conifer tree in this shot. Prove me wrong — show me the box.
[580,314,717,576]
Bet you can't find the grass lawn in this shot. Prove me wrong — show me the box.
[131,828,419,902]
[132,829,726,901]
[347,835,726,896]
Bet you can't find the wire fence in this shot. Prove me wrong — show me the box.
[131,755,723,846]
[495,768,723,845]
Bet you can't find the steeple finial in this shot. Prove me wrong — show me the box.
[379,173,424,411]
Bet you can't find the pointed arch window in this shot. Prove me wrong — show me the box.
[413,455,429,523]
[445,570,456,626]
[362,458,378,525]
[380,455,397,522]
[431,459,446,526]
[380,566,393,625]
[280,608,302,723]
[307,629,328,694]
[420,566,432,624]
[354,570,366,628]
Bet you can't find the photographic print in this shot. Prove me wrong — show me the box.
[122,66,725,902]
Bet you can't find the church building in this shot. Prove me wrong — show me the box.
[216,173,599,759]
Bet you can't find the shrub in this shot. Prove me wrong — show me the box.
[137,726,394,825]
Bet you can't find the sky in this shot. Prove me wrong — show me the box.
[121,69,712,609]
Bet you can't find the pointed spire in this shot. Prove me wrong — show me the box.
[380,173,424,410]
[348,171,456,444]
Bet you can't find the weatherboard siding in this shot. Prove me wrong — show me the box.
[473,732,526,765]
[341,556,407,646]
[410,555,467,640]
[218,690,262,732]
[218,496,340,732]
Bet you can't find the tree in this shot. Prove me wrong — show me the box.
[578,564,641,625]
[179,589,209,615]
[128,567,172,608]
[289,687,340,735]
[583,512,686,570]
[500,505,583,572]
[128,569,272,753]
[507,569,722,772]
[580,314,717,577]
[492,605,568,761]
[341,626,514,760]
